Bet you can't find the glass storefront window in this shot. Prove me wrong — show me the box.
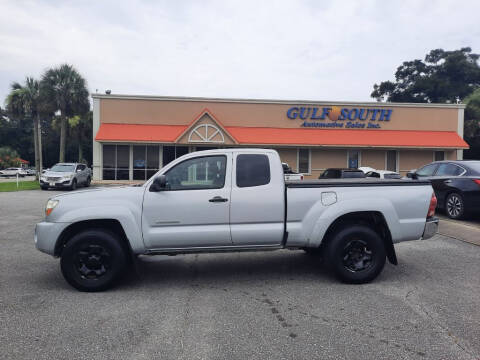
[162,146,190,167]
[133,145,160,180]
[386,150,397,172]
[103,145,116,180]
[434,151,445,161]
[298,149,310,173]
[348,150,360,169]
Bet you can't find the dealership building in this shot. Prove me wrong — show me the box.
[92,94,468,181]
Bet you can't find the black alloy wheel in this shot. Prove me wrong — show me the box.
[446,193,464,219]
[325,225,386,284]
[75,244,111,280]
[342,239,373,272]
[60,229,128,292]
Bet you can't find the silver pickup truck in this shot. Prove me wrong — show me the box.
[35,149,438,292]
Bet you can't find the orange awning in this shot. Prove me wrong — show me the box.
[95,123,469,149]
[95,123,187,142]
[226,127,469,149]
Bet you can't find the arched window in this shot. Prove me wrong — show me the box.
[188,124,225,143]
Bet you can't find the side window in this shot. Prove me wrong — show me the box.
[77,164,86,171]
[416,164,437,177]
[366,171,380,178]
[236,154,271,188]
[165,156,226,190]
[436,163,464,176]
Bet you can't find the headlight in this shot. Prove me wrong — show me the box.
[45,199,59,216]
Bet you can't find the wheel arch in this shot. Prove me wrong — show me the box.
[320,211,397,265]
[54,219,133,258]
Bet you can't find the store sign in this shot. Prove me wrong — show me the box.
[286,106,393,129]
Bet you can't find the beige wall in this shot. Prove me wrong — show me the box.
[445,150,457,160]
[399,150,434,173]
[99,97,461,132]
[276,148,297,171]
[361,150,386,170]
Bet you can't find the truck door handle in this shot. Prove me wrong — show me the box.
[444,179,452,184]
[209,196,228,203]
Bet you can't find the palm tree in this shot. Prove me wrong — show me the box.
[68,111,92,163]
[5,77,43,178]
[40,64,89,163]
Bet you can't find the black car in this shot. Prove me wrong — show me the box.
[407,160,480,219]
[319,168,366,179]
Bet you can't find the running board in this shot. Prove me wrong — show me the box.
[144,244,284,256]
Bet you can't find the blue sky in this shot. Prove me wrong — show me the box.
[1,0,479,105]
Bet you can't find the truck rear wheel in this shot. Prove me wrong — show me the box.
[325,225,386,284]
[60,229,127,292]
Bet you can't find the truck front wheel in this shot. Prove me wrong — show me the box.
[325,225,386,284]
[60,229,127,292]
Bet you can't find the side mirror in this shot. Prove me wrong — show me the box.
[406,171,417,179]
[150,175,167,192]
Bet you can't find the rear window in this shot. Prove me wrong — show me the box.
[464,162,480,174]
[366,171,380,178]
[320,169,339,178]
[343,171,365,178]
[384,173,402,179]
[236,154,271,188]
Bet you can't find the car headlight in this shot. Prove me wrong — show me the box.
[63,175,73,180]
[45,199,59,216]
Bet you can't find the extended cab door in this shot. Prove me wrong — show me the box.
[229,152,285,246]
[142,154,232,249]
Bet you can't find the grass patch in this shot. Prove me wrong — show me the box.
[0,180,40,192]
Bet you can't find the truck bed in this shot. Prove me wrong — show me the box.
[286,178,431,187]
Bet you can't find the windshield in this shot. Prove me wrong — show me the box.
[50,164,75,172]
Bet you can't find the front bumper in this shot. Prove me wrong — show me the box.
[40,179,72,188]
[35,221,71,256]
[422,217,439,240]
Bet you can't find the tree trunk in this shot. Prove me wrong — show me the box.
[78,123,84,163]
[78,144,83,163]
[59,114,66,162]
[37,116,43,173]
[33,117,40,180]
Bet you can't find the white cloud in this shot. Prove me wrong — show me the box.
[0,0,479,105]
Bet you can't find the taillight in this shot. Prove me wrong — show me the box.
[473,179,480,186]
[427,192,437,218]
[300,175,304,180]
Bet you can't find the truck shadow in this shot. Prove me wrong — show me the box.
[122,250,335,289]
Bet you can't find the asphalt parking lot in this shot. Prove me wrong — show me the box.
[0,190,479,360]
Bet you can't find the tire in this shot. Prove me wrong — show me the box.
[445,192,465,219]
[70,179,77,191]
[85,176,91,187]
[60,229,128,292]
[324,225,386,284]
[41,185,49,190]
